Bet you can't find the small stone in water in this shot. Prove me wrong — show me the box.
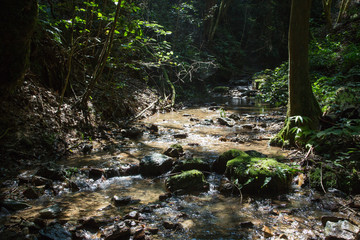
[112,195,132,206]
[163,220,177,229]
[239,221,254,228]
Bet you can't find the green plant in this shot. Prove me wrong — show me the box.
[253,62,288,107]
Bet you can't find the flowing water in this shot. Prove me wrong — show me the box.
[3,97,331,239]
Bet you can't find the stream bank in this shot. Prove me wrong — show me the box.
[1,91,360,239]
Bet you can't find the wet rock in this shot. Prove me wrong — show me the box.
[262,225,274,238]
[163,220,177,229]
[1,199,30,211]
[350,195,360,208]
[145,225,158,234]
[190,117,200,122]
[321,216,346,227]
[121,127,143,139]
[239,221,254,228]
[140,153,174,177]
[23,186,43,199]
[32,176,53,187]
[173,133,188,139]
[217,117,235,127]
[125,211,139,220]
[140,206,153,213]
[159,193,172,201]
[105,168,121,178]
[121,164,140,176]
[36,166,65,181]
[212,149,250,174]
[241,124,255,130]
[112,195,135,206]
[200,119,214,125]
[178,219,194,231]
[39,223,71,240]
[146,124,158,133]
[89,168,105,180]
[82,144,93,155]
[324,220,360,240]
[39,204,61,219]
[171,158,210,173]
[229,113,241,121]
[166,170,209,194]
[0,206,10,216]
[164,144,184,158]
[133,226,145,240]
[80,217,110,230]
[103,222,130,240]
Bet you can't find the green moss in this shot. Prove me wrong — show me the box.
[212,149,250,174]
[170,144,183,152]
[226,157,297,194]
[166,170,209,193]
[213,86,230,94]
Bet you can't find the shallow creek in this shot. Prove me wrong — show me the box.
[4,97,332,239]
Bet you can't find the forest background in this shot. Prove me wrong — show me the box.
[0,0,359,193]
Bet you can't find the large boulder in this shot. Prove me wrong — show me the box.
[225,156,297,194]
[166,170,209,194]
[212,149,250,174]
[140,153,174,177]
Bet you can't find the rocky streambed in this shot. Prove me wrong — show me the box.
[1,98,360,240]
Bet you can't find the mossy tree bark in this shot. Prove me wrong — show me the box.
[0,0,38,99]
[271,0,322,147]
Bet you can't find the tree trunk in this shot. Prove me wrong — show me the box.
[0,0,38,99]
[271,0,322,147]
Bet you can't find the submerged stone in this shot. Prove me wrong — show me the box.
[39,223,71,240]
[140,153,174,177]
[166,170,209,194]
[225,156,296,194]
[1,199,30,211]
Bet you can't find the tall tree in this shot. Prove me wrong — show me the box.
[271,0,322,146]
[0,0,38,99]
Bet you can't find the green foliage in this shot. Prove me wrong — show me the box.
[309,36,342,72]
[253,62,288,107]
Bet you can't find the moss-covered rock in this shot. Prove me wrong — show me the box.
[172,158,210,173]
[166,170,209,194]
[164,144,184,158]
[225,157,297,194]
[140,153,174,177]
[212,150,250,174]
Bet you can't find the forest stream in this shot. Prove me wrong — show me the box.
[0,97,354,240]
